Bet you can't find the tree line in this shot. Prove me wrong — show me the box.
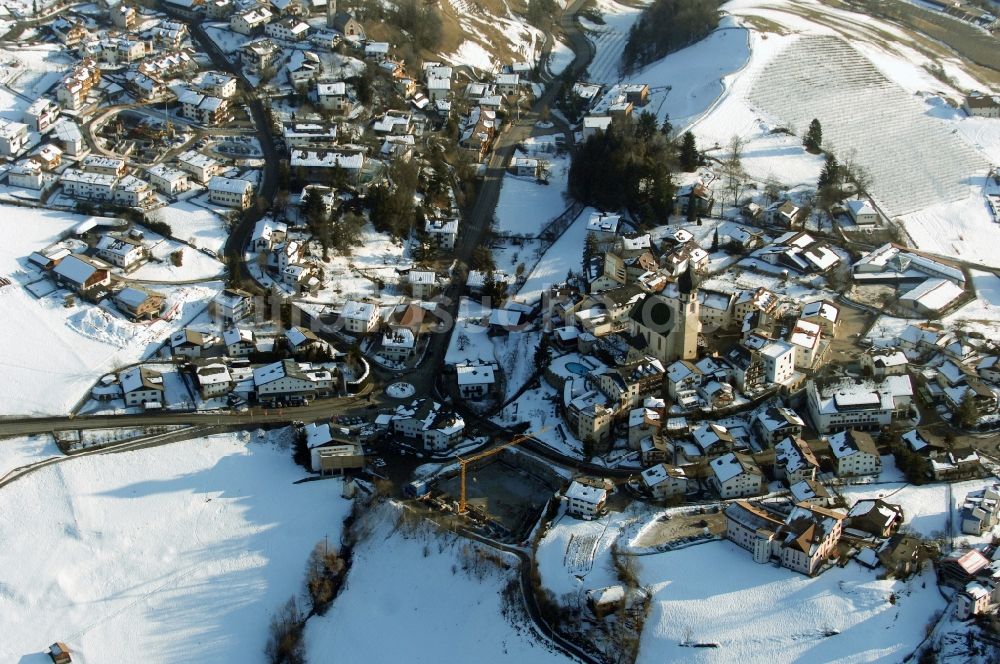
[568,112,679,226]
[622,0,720,72]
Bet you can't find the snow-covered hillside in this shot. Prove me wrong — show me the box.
[304,503,573,663]
[0,431,352,663]
[638,541,944,663]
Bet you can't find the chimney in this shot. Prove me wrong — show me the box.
[327,0,336,28]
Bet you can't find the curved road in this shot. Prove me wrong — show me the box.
[159,1,278,291]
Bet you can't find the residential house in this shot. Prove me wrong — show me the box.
[317,81,350,112]
[828,429,882,477]
[774,436,819,484]
[208,176,253,209]
[23,98,60,133]
[407,270,438,300]
[250,218,287,253]
[847,499,904,538]
[265,16,310,41]
[760,340,796,385]
[95,235,145,269]
[389,399,465,451]
[788,319,822,369]
[862,348,908,378]
[956,583,993,620]
[176,150,220,183]
[754,407,805,446]
[340,300,380,335]
[211,288,254,324]
[253,359,335,401]
[114,286,164,320]
[964,91,1000,118]
[691,422,735,457]
[120,366,164,406]
[196,363,233,399]
[170,328,214,358]
[223,327,255,357]
[846,199,879,226]
[425,218,459,250]
[640,464,687,500]
[146,164,189,196]
[565,480,607,520]
[381,327,416,363]
[8,159,44,189]
[231,7,273,35]
[61,168,117,200]
[566,390,614,451]
[52,254,110,293]
[456,360,497,400]
[239,39,281,72]
[709,452,764,498]
[114,175,153,208]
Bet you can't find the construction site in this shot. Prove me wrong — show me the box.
[413,441,567,542]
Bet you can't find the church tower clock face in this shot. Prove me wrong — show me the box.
[642,297,674,334]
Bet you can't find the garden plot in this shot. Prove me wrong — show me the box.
[638,541,944,663]
[747,35,987,218]
[0,44,74,117]
[0,430,353,664]
[445,297,497,366]
[842,477,1000,545]
[129,237,226,282]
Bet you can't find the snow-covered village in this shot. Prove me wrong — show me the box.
[3,0,1000,661]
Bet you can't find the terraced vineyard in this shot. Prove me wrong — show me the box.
[748,35,988,217]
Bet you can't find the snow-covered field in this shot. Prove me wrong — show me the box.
[583,0,646,83]
[305,503,573,663]
[0,434,60,478]
[945,270,1000,336]
[548,40,574,76]
[516,206,596,304]
[494,139,570,237]
[0,430,352,663]
[0,205,219,415]
[636,0,1000,265]
[638,541,944,663]
[153,201,229,254]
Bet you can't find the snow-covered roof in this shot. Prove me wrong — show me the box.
[789,319,821,350]
[209,176,252,194]
[116,287,154,308]
[565,480,606,505]
[456,361,496,385]
[899,278,963,312]
[711,452,757,483]
[341,300,378,322]
[640,463,685,487]
[52,254,100,284]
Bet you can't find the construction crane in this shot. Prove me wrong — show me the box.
[456,428,547,515]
